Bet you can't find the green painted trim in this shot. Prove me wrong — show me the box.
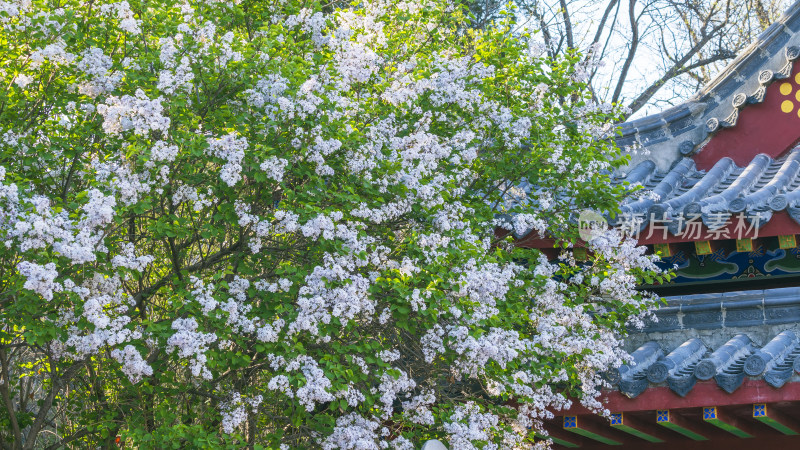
[755,416,800,435]
[779,234,797,249]
[534,433,580,448]
[694,241,712,255]
[612,424,663,442]
[642,272,800,290]
[736,238,753,253]
[564,427,622,445]
[654,243,671,257]
[704,418,753,438]
[657,421,707,441]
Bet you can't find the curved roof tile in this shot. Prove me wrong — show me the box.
[617,1,800,171]
[614,287,800,397]
[614,330,800,397]
[615,148,800,232]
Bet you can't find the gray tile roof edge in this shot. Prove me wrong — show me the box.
[640,287,800,333]
[611,329,800,397]
[616,0,800,166]
[612,148,800,231]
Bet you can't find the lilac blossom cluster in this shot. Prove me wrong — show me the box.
[0,0,662,448]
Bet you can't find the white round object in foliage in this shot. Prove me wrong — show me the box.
[421,439,448,450]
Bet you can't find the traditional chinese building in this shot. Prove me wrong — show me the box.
[529,1,800,448]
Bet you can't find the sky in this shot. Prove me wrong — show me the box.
[510,0,793,119]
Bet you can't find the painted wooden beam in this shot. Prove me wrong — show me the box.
[559,380,800,415]
[519,212,800,248]
[534,431,581,448]
[735,238,753,253]
[694,240,714,255]
[653,242,675,257]
[655,409,708,441]
[563,416,621,445]
[730,238,765,253]
[702,406,753,438]
[753,403,800,435]
[778,234,797,249]
[609,412,663,442]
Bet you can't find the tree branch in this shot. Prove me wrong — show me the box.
[0,349,21,449]
[558,0,574,49]
[23,361,86,450]
[612,0,639,104]
[43,429,91,450]
[625,19,734,116]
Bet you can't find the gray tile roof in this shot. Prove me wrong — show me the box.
[609,287,800,398]
[642,287,800,332]
[617,1,800,172]
[612,330,800,398]
[613,147,800,232]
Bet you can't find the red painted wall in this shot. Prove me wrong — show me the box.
[512,211,800,247]
[696,62,800,170]
[636,210,800,244]
[559,380,800,415]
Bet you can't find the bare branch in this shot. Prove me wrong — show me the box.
[626,48,734,115]
[558,0,575,49]
[612,0,640,103]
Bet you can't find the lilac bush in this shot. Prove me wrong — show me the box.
[0,0,665,448]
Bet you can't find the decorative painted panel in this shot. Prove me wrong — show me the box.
[654,244,800,284]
